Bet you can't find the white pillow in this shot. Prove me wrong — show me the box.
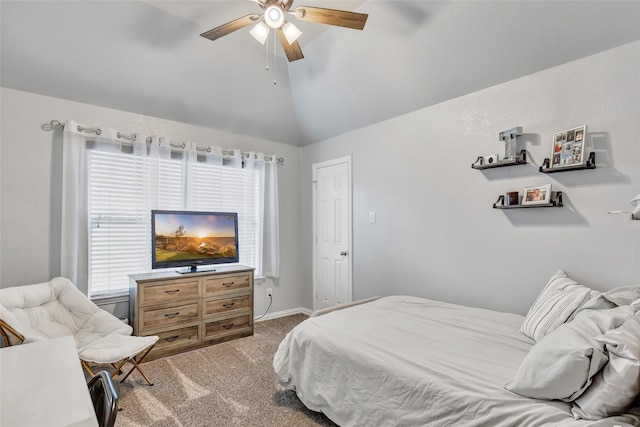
[571,315,640,420]
[520,269,598,341]
[506,305,635,401]
[601,284,640,306]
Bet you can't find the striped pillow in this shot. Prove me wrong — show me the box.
[520,270,599,342]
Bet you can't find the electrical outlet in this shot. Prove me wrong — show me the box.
[267,288,273,297]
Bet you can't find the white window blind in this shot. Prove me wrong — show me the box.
[87,150,151,297]
[156,156,186,211]
[189,161,260,270]
[87,149,261,297]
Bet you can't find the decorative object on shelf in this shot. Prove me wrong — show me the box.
[522,184,552,205]
[493,191,563,209]
[471,149,527,169]
[540,152,596,173]
[633,195,640,220]
[549,125,587,169]
[500,126,523,161]
[506,191,520,206]
[471,126,525,169]
[485,154,500,164]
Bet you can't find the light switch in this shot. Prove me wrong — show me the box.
[369,211,376,223]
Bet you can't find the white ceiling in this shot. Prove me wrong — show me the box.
[1,1,639,146]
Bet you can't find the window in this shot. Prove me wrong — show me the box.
[86,148,261,298]
[189,160,261,271]
[87,150,151,297]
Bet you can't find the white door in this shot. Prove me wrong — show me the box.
[313,156,352,311]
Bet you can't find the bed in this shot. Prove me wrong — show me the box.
[273,272,640,427]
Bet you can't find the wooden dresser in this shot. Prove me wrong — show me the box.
[129,266,254,360]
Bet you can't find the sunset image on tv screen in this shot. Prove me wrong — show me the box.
[154,213,237,262]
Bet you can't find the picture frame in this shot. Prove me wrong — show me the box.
[551,125,587,168]
[522,184,552,205]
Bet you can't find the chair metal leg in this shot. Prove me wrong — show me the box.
[83,359,128,383]
[81,360,97,377]
[109,360,128,380]
[119,345,155,386]
[0,320,25,346]
[111,362,123,375]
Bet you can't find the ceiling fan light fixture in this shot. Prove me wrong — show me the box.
[264,5,284,29]
[282,21,302,45]
[200,0,369,64]
[250,21,270,45]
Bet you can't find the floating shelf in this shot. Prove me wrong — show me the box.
[493,191,563,209]
[539,152,596,173]
[472,150,527,170]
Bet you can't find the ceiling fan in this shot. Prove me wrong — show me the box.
[200,0,368,62]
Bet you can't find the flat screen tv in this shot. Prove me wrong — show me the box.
[151,210,239,272]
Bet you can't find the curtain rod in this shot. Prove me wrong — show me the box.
[49,120,284,164]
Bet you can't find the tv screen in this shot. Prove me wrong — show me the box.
[151,210,239,272]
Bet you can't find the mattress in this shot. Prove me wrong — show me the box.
[273,295,640,426]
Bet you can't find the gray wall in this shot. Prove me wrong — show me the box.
[301,41,640,315]
[2,42,639,318]
[0,88,304,317]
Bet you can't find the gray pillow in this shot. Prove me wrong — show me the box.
[506,305,635,401]
[571,315,640,420]
[520,269,598,342]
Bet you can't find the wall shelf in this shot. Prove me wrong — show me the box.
[539,152,596,173]
[471,150,527,170]
[493,191,563,209]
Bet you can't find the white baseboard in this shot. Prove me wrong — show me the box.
[255,307,312,322]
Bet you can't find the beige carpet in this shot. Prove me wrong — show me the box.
[111,314,336,426]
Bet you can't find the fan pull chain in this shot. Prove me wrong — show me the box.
[273,30,277,85]
[265,33,270,71]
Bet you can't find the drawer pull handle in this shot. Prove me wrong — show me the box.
[165,289,180,295]
[222,302,235,308]
[164,312,180,318]
[164,335,179,342]
[222,281,235,287]
[222,323,235,329]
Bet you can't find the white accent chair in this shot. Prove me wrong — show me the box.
[0,277,158,386]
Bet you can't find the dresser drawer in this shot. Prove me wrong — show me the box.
[153,325,200,351]
[204,273,251,296]
[139,279,199,307]
[203,314,251,341]
[204,294,251,318]
[139,302,200,331]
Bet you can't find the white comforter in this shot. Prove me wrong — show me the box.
[273,296,640,427]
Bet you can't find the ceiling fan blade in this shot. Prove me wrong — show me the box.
[200,14,261,42]
[277,29,304,62]
[283,0,295,10]
[294,6,368,30]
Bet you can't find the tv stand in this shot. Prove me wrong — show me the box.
[129,265,254,361]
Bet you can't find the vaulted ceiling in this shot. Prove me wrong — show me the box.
[2,1,639,146]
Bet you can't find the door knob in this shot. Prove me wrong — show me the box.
[340,251,348,256]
